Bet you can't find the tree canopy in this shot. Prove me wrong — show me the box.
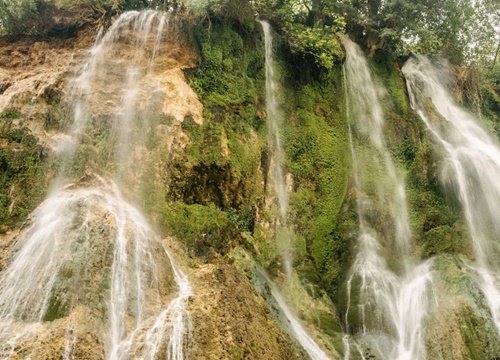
[252,0,499,66]
[0,0,498,67]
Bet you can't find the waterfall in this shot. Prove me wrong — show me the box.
[256,268,331,360]
[259,19,288,221]
[341,36,434,360]
[403,56,500,333]
[0,10,191,359]
[258,20,293,277]
[258,20,331,359]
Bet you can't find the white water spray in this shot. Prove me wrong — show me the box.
[341,36,434,360]
[257,269,331,360]
[0,10,192,359]
[259,20,293,277]
[403,56,500,333]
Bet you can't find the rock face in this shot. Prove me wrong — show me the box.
[0,14,204,228]
[0,8,499,360]
[425,255,500,360]
[0,15,304,360]
[3,307,106,360]
[0,29,98,236]
[0,36,83,112]
[187,261,304,360]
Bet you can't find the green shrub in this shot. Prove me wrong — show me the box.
[161,202,240,256]
[188,21,261,108]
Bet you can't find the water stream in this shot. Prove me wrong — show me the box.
[258,20,331,360]
[403,56,500,333]
[341,36,434,360]
[259,20,293,277]
[256,268,331,360]
[0,10,191,359]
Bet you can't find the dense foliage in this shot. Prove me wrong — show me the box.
[0,0,498,355]
[0,0,183,36]
[2,0,497,64]
[253,0,498,66]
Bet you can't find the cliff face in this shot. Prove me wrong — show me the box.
[0,10,499,360]
[0,18,306,360]
[0,33,88,234]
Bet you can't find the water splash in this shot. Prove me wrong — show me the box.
[403,55,500,333]
[341,36,434,360]
[0,179,191,359]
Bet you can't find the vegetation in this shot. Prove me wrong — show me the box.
[162,201,240,256]
[0,0,498,356]
[2,0,497,67]
[188,20,260,108]
[0,110,47,229]
[284,75,350,295]
[162,19,266,257]
[0,0,185,36]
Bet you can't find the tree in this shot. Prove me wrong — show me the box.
[0,0,114,36]
[0,0,41,35]
[254,0,346,69]
[331,0,499,64]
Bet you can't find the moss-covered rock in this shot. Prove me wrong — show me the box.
[188,20,263,109]
[0,117,48,229]
[161,201,241,257]
[426,255,500,359]
[284,69,350,297]
[166,19,267,258]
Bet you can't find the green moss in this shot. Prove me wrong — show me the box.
[422,224,469,256]
[0,126,48,229]
[42,290,69,321]
[164,20,267,259]
[429,255,500,359]
[284,71,350,296]
[161,201,240,256]
[0,108,22,121]
[170,114,264,210]
[478,66,500,138]
[399,126,470,258]
[188,20,263,109]
[372,60,410,116]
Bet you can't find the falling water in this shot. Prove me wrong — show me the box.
[341,36,434,360]
[256,269,331,360]
[257,19,330,360]
[259,20,293,277]
[259,20,288,221]
[0,10,191,359]
[403,56,500,332]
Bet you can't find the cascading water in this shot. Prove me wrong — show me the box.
[255,268,331,360]
[257,20,331,360]
[258,20,293,277]
[403,56,500,333]
[341,36,434,360]
[0,10,191,359]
